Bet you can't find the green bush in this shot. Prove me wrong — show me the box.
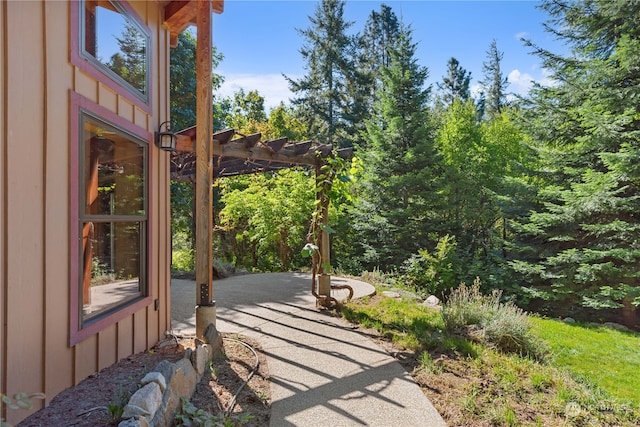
[172,248,196,272]
[401,234,460,298]
[442,278,548,360]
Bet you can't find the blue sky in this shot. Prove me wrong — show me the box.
[212,0,565,110]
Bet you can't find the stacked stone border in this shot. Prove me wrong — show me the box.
[118,326,223,427]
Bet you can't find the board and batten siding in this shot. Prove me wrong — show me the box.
[0,1,173,424]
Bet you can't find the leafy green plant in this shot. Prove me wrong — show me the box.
[175,397,254,427]
[1,392,45,427]
[402,234,460,298]
[106,386,128,423]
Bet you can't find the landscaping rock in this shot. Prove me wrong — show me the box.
[150,359,198,427]
[140,372,166,393]
[118,416,150,427]
[425,295,440,305]
[563,317,576,323]
[203,323,224,358]
[382,291,401,298]
[122,382,162,420]
[191,344,209,377]
[603,322,630,332]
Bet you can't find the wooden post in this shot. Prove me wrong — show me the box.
[195,0,214,338]
[315,162,331,298]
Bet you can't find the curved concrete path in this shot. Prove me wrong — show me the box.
[171,272,446,426]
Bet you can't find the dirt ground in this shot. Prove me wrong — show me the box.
[18,334,270,427]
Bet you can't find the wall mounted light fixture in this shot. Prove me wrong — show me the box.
[155,121,176,152]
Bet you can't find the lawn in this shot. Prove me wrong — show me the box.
[342,288,640,426]
[531,317,640,404]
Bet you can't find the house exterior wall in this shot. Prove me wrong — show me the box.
[0,1,173,424]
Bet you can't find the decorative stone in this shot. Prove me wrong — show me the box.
[563,317,576,323]
[425,295,440,305]
[122,382,162,420]
[118,416,150,427]
[191,344,210,377]
[382,291,401,298]
[151,359,198,427]
[603,322,630,331]
[203,323,224,358]
[141,371,167,393]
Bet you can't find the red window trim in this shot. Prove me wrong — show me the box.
[69,91,155,346]
[70,0,153,114]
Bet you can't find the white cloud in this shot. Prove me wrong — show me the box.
[218,73,298,111]
[470,83,483,99]
[508,69,535,96]
[515,31,529,41]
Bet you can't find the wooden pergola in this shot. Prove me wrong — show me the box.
[163,0,353,338]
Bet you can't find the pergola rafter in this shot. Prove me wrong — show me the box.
[170,127,353,180]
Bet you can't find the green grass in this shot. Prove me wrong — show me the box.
[531,317,640,404]
[342,295,444,351]
[342,289,640,425]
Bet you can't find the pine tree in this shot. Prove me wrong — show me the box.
[353,24,438,269]
[108,22,147,93]
[480,39,509,120]
[437,57,472,106]
[512,0,640,327]
[286,0,357,147]
[169,31,225,131]
[357,4,402,113]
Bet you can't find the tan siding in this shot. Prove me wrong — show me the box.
[156,0,172,339]
[98,83,118,115]
[117,316,134,361]
[98,325,117,371]
[134,106,148,130]
[3,1,172,423]
[73,67,98,103]
[118,96,135,122]
[133,310,147,354]
[43,0,74,404]
[1,0,6,420]
[4,1,46,422]
[74,335,97,385]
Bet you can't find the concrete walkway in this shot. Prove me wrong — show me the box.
[171,272,446,426]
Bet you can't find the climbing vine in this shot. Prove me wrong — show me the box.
[303,152,355,307]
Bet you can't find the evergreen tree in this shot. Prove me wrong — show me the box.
[353,24,438,270]
[357,4,402,113]
[512,0,640,327]
[437,57,472,106]
[480,39,509,120]
[108,22,146,94]
[169,31,225,250]
[286,0,357,147]
[169,31,225,131]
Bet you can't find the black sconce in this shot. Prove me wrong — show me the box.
[155,121,177,152]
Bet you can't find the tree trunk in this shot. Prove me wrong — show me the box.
[622,298,637,329]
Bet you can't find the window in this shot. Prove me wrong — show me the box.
[76,0,151,106]
[79,112,148,326]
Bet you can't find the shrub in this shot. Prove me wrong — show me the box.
[442,278,548,360]
[172,248,195,273]
[401,234,460,298]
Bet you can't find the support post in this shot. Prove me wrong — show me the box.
[195,0,214,339]
[315,162,331,300]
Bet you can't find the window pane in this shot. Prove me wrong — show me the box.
[82,221,144,321]
[83,117,145,216]
[83,0,148,98]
